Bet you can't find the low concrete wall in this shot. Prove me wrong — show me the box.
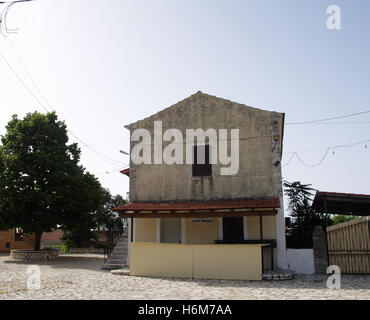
[130,242,263,280]
[10,249,59,260]
[287,249,315,274]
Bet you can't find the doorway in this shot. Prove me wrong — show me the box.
[222,217,244,241]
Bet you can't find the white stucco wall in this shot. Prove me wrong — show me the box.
[276,197,289,270]
[287,249,315,274]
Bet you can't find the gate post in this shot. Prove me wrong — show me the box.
[312,225,328,273]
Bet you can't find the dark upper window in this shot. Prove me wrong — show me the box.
[192,145,212,177]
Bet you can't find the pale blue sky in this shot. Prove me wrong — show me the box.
[0,0,369,206]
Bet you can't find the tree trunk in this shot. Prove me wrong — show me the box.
[34,231,42,251]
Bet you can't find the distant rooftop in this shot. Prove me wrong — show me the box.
[312,191,370,216]
[120,168,130,177]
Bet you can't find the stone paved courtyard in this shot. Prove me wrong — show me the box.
[0,253,369,300]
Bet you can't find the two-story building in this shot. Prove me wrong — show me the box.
[114,91,288,280]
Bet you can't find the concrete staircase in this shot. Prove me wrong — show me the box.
[101,235,128,270]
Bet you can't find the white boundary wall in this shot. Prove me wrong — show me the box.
[287,249,315,274]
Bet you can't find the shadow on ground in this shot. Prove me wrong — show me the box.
[1,253,108,272]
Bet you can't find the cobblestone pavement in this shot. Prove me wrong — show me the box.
[0,253,369,300]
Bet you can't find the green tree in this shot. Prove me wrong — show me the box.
[62,188,127,248]
[59,171,103,248]
[94,189,127,243]
[284,180,332,248]
[331,214,359,225]
[0,112,102,250]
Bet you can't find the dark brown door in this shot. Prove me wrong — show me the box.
[222,217,244,241]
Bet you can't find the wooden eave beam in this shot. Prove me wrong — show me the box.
[118,208,278,219]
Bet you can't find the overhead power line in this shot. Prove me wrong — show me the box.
[0,50,49,112]
[288,120,370,125]
[90,168,127,175]
[0,38,126,168]
[2,3,369,173]
[6,36,52,109]
[283,138,370,168]
[286,110,370,125]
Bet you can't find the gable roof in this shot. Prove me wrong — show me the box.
[124,91,284,130]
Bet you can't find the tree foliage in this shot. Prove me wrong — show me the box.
[0,112,102,250]
[94,188,127,235]
[62,188,127,248]
[284,180,332,248]
[331,214,359,225]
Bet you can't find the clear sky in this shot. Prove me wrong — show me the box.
[0,0,369,208]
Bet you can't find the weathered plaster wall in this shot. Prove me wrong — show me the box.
[128,92,284,203]
[270,111,289,270]
[127,92,289,269]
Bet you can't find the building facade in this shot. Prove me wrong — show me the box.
[114,92,288,280]
[0,228,35,252]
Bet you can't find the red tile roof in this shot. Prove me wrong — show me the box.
[120,168,130,176]
[114,198,280,212]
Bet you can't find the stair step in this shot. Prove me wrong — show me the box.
[101,236,130,269]
[102,264,127,270]
[109,255,127,259]
[107,257,126,263]
[111,249,128,253]
[106,260,125,264]
[112,252,128,255]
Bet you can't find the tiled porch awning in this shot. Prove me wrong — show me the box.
[113,198,280,218]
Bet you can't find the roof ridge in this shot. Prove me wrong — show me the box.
[125,91,280,129]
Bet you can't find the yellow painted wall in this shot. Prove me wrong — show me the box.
[185,218,219,244]
[193,244,262,280]
[247,216,260,239]
[133,216,276,243]
[247,216,276,240]
[261,216,276,239]
[246,216,277,270]
[130,242,263,280]
[0,229,35,252]
[134,218,157,242]
[130,242,193,278]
